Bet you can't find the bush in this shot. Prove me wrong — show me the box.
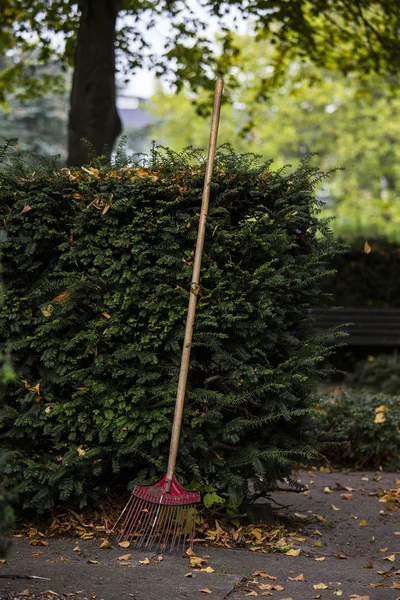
[0,230,14,558]
[319,390,400,470]
[0,144,342,512]
[348,355,400,395]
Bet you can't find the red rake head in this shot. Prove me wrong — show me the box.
[114,475,200,552]
[133,474,200,505]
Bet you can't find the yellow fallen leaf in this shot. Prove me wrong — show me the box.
[312,530,322,536]
[43,592,59,598]
[383,554,396,561]
[184,572,192,577]
[87,560,99,564]
[119,562,132,566]
[394,532,400,535]
[364,241,372,254]
[374,412,386,424]
[29,539,48,547]
[245,592,258,597]
[118,541,130,548]
[392,583,400,589]
[157,555,163,562]
[323,487,333,494]
[200,589,212,595]
[99,539,111,549]
[313,583,328,589]
[315,557,325,561]
[380,547,388,552]
[332,505,340,511]
[288,573,304,581]
[350,513,358,519]
[374,404,389,413]
[359,519,368,526]
[253,572,276,580]
[285,548,301,556]
[200,566,215,573]
[349,595,370,599]
[333,591,343,596]
[189,556,207,567]
[73,545,81,552]
[118,554,132,560]
[336,553,348,559]
[0,559,6,566]
[139,558,150,565]
[76,445,85,456]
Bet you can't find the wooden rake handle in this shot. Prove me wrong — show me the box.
[165,78,224,491]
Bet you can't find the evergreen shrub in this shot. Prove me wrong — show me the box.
[319,390,400,470]
[0,144,341,512]
[348,354,400,395]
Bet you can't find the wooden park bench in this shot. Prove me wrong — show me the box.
[312,307,400,347]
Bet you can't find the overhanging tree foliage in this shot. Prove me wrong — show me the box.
[0,1,399,165]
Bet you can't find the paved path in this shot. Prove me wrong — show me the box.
[0,470,399,600]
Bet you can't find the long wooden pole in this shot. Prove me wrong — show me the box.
[165,78,224,492]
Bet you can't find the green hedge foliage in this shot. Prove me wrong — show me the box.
[319,390,400,470]
[0,229,14,557]
[0,145,341,512]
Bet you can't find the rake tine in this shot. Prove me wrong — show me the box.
[118,494,141,539]
[159,504,175,550]
[189,505,196,549]
[136,504,156,548]
[121,495,144,540]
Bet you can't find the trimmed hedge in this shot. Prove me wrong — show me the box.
[0,146,341,512]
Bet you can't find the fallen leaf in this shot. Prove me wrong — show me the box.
[87,559,99,564]
[364,561,373,568]
[73,545,81,552]
[20,204,32,215]
[394,532,400,535]
[290,536,306,542]
[333,591,343,596]
[374,412,386,424]
[200,589,212,595]
[336,553,349,559]
[313,596,322,599]
[315,557,325,561]
[380,547,388,552]
[332,505,340,511]
[364,241,372,254]
[118,541,130,548]
[76,445,85,456]
[21,591,32,597]
[186,548,195,556]
[245,592,258,597]
[99,539,111,549]
[200,566,215,573]
[189,556,207,568]
[294,513,308,520]
[312,530,322,536]
[313,583,328,589]
[341,494,353,500]
[359,520,368,526]
[288,573,304,581]
[185,572,192,577]
[43,592,59,597]
[119,554,132,560]
[349,596,370,600]
[383,554,396,561]
[350,513,358,519]
[119,562,132,566]
[139,558,150,565]
[157,555,163,562]
[323,487,333,494]
[253,572,276,580]
[29,539,48,547]
[285,548,301,556]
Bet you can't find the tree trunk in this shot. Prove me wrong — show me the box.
[68,0,122,166]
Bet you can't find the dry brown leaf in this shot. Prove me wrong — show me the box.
[285,548,301,556]
[323,487,333,494]
[20,205,32,215]
[101,312,111,319]
[312,596,322,599]
[380,547,388,552]
[43,592,59,597]
[200,589,212,595]
[118,541,130,548]
[99,539,111,549]
[359,519,368,526]
[290,536,307,542]
[349,595,370,600]
[118,554,132,560]
[119,562,132,566]
[363,561,373,568]
[364,241,372,254]
[392,583,400,589]
[245,592,258,597]
[73,545,81,552]
[29,539,48,547]
[315,557,325,561]
[383,554,396,561]
[288,573,304,581]
[185,573,192,577]
[200,566,215,573]
[139,558,150,565]
[21,591,32,597]
[332,505,340,511]
[341,494,353,500]
[313,583,328,589]
[186,548,195,556]
[336,553,349,559]
[87,559,99,564]
[253,571,276,580]
[189,556,207,568]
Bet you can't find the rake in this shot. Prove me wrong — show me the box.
[113,77,224,552]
